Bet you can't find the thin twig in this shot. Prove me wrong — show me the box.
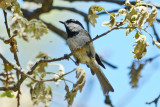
[21,5,88,39]
[0,77,15,84]
[51,6,87,18]
[3,10,21,107]
[3,10,11,38]
[146,94,160,107]
[0,22,124,92]
[0,34,17,43]
[152,24,160,42]
[64,0,136,5]
[3,61,9,89]
[42,21,67,39]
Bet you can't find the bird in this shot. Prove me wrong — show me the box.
[59,19,114,95]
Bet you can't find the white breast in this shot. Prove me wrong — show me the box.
[67,32,92,64]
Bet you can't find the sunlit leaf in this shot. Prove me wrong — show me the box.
[125,7,138,23]
[102,13,119,28]
[11,14,48,41]
[136,6,149,28]
[119,8,127,15]
[126,24,135,36]
[73,67,86,92]
[146,6,157,26]
[153,39,160,49]
[51,63,65,86]
[0,0,11,10]
[125,0,131,6]
[31,83,52,107]
[11,0,23,16]
[36,52,51,59]
[133,31,149,59]
[2,63,13,72]
[88,5,105,27]
[35,52,51,73]
[65,67,86,106]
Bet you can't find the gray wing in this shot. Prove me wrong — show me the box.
[95,53,106,69]
[85,30,106,69]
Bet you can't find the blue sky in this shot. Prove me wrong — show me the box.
[0,0,160,107]
[51,1,160,107]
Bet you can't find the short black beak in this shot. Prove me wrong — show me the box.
[59,21,65,24]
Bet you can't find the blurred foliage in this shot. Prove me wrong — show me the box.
[35,52,51,73]
[65,68,86,106]
[129,61,144,88]
[0,0,12,10]
[0,0,160,107]
[30,83,52,107]
[1,63,15,87]
[1,91,14,98]
[88,0,158,60]
[129,54,160,88]
[11,15,48,41]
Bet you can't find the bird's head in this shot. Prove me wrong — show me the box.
[60,19,84,38]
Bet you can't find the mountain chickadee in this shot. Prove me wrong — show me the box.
[60,19,114,95]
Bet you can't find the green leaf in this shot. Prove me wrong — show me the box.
[133,32,149,59]
[110,13,119,28]
[35,52,51,73]
[119,8,127,15]
[73,67,86,92]
[136,6,149,28]
[11,0,23,16]
[126,24,135,36]
[88,5,105,27]
[135,31,140,39]
[125,7,138,23]
[11,14,48,41]
[131,15,138,22]
[65,67,86,106]
[102,13,119,28]
[146,6,158,26]
[125,0,131,6]
[36,52,50,59]
[31,83,52,106]
[1,91,14,98]
[2,63,13,72]
[0,0,11,10]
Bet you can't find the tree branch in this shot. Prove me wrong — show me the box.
[22,0,53,20]
[148,1,160,9]
[65,0,136,5]
[0,22,124,91]
[3,10,21,106]
[152,24,160,42]
[3,10,11,38]
[51,6,87,18]
[42,21,67,39]
[22,5,88,39]
[0,33,17,43]
[23,0,43,3]
[146,94,160,107]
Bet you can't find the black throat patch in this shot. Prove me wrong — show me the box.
[65,26,80,38]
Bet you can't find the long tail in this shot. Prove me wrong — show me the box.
[89,62,114,95]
